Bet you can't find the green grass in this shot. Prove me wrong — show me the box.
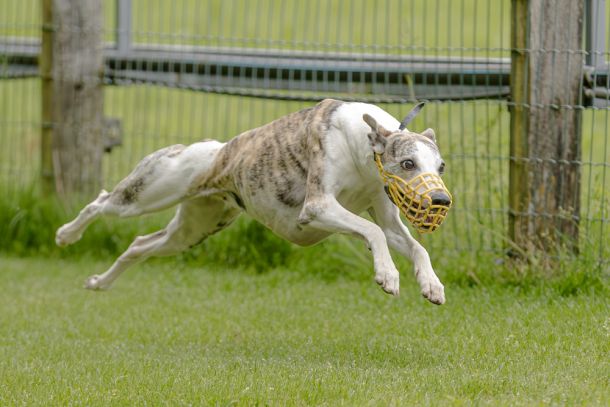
[0,256,608,405]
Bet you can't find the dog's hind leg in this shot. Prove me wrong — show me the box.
[55,189,112,247]
[56,141,225,247]
[84,196,240,290]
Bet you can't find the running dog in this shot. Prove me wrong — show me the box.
[56,99,452,304]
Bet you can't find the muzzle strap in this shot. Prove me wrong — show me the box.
[398,102,426,131]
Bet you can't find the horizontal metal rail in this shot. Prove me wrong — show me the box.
[1,37,608,105]
[0,37,510,102]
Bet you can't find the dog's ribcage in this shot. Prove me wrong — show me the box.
[189,100,333,244]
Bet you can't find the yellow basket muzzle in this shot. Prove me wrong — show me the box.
[374,154,452,233]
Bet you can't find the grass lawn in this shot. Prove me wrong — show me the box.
[0,256,608,405]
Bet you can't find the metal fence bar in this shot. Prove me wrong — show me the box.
[586,0,607,69]
[585,0,610,107]
[116,0,132,55]
[0,38,513,102]
[3,44,608,104]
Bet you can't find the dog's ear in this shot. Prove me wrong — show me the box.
[363,114,391,154]
[362,114,391,136]
[421,128,436,143]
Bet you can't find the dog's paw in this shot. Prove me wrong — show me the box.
[84,275,109,291]
[420,280,445,305]
[55,225,81,247]
[375,269,400,296]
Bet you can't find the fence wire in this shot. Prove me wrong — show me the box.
[0,0,608,266]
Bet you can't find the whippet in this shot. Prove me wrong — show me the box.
[56,99,452,304]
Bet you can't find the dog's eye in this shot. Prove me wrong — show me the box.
[401,159,415,170]
[439,162,445,174]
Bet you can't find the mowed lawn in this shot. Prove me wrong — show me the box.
[0,256,607,405]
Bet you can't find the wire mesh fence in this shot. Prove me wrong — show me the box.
[0,0,608,266]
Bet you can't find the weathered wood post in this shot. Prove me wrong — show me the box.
[41,0,104,197]
[509,0,584,255]
[40,0,54,195]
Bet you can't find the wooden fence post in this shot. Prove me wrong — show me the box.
[509,0,584,255]
[41,0,104,198]
[40,0,54,195]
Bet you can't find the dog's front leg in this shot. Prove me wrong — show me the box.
[299,196,399,295]
[368,197,445,304]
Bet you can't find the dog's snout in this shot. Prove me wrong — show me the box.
[431,192,451,206]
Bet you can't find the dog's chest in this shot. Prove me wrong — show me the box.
[322,131,381,213]
[335,180,380,214]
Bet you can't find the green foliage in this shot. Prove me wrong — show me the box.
[0,187,372,280]
[0,187,163,259]
[0,186,67,256]
[1,186,607,297]
[195,218,295,271]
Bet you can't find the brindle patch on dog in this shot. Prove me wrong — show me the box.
[119,177,145,205]
[192,99,344,210]
[110,144,187,205]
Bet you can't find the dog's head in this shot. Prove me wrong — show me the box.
[363,109,452,233]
